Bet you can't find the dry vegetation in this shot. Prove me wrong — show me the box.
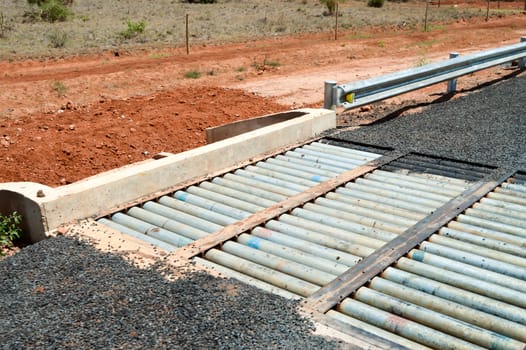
[0,0,522,59]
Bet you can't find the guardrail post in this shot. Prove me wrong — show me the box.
[446,52,460,94]
[520,37,526,69]
[324,80,337,110]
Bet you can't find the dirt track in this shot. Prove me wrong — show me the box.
[1,15,525,186]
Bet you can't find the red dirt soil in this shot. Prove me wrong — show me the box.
[1,14,525,187]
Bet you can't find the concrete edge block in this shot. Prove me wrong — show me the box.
[0,108,335,238]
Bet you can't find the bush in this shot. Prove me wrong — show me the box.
[184,70,201,79]
[367,0,385,7]
[27,0,72,22]
[119,19,146,40]
[0,212,22,254]
[48,29,68,47]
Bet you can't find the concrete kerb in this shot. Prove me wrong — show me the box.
[0,108,336,241]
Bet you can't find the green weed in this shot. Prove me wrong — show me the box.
[0,212,22,254]
[119,19,146,40]
[184,70,201,79]
[52,80,67,96]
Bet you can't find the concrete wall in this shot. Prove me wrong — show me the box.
[0,108,336,240]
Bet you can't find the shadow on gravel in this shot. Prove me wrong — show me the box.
[0,236,342,350]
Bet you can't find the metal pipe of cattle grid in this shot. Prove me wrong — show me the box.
[174,191,252,220]
[356,172,464,200]
[487,191,526,206]
[264,219,378,257]
[193,257,302,300]
[427,234,526,268]
[348,178,452,203]
[313,197,419,227]
[154,196,236,226]
[354,287,526,350]
[255,161,330,183]
[382,267,526,325]
[457,214,526,237]
[98,218,176,252]
[211,176,288,202]
[156,196,237,227]
[382,163,484,182]
[283,150,359,170]
[324,192,424,220]
[446,221,526,247]
[234,169,309,192]
[500,181,526,193]
[326,310,433,350]
[111,212,193,247]
[275,154,349,174]
[472,201,526,221]
[459,210,526,232]
[334,187,440,213]
[337,298,486,350]
[290,208,399,240]
[279,212,392,246]
[204,248,319,297]
[265,157,339,178]
[307,142,381,160]
[369,170,469,192]
[369,277,526,342]
[127,207,208,241]
[397,256,526,307]
[220,240,335,286]
[236,233,348,276]
[362,173,464,198]
[243,165,320,187]
[418,241,526,279]
[185,186,265,213]
[292,148,368,165]
[222,173,298,197]
[301,203,407,234]
[198,181,277,207]
[145,200,223,233]
[478,197,526,215]
[251,227,361,267]
[439,227,526,258]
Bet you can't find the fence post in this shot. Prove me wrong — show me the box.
[324,80,337,110]
[520,37,526,69]
[446,52,459,94]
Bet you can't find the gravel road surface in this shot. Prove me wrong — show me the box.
[0,236,343,349]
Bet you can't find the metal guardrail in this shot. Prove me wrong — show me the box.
[324,37,526,110]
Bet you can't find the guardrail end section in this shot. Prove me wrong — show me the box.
[520,37,526,70]
[324,80,337,110]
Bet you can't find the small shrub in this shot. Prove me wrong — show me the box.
[26,0,72,23]
[48,29,68,48]
[184,70,201,79]
[367,0,385,7]
[264,59,281,68]
[0,212,22,254]
[320,0,346,15]
[119,19,146,40]
[52,80,67,96]
[39,0,71,22]
[0,12,12,38]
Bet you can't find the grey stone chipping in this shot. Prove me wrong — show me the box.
[0,236,343,350]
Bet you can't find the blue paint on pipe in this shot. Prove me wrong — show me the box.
[175,192,188,201]
[246,237,261,250]
[311,175,322,182]
[412,250,425,262]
